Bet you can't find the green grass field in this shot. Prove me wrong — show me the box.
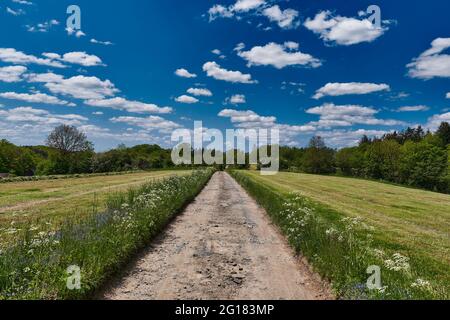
[235,170,450,298]
[0,170,190,242]
[0,170,213,299]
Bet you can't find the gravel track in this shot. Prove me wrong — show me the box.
[101,172,332,300]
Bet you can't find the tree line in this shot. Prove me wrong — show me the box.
[279,122,450,193]
[1,122,449,193]
[0,125,175,176]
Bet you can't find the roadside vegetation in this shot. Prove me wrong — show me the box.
[0,169,213,299]
[0,170,191,239]
[230,170,450,299]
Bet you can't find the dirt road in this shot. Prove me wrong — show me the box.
[101,172,332,300]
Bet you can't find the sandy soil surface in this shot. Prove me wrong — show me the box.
[100,172,333,300]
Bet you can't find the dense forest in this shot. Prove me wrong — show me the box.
[1,122,449,193]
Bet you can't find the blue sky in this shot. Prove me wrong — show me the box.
[0,0,449,151]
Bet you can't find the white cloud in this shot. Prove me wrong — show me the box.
[232,0,265,12]
[187,88,212,97]
[85,97,172,114]
[26,72,64,83]
[45,75,118,100]
[227,94,246,104]
[208,1,299,30]
[407,38,450,79]
[208,4,234,21]
[12,0,33,5]
[175,95,199,104]
[0,65,27,82]
[426,112,450,130]
[26,20,59,33]
[304,10,388,46]
[0,48,65,68]
[396,105,430,112]
[306,103,405,127]
[6,7,25,16]
[92,111,103,115]
[66,27,86,38]
[0,92,74,106]
[318,129,389,148]
[43,51,104,67]
[175,68,197,78]
[203,61,257,84]
[212,49,226,59]
[447,92,450,99]
[0,106,87,126]
[110,115,181,132]
[313,82,390,99]
[90,39,114,46]
[262,5,299,29]
[237,42,321,69]
[219,109,276,125]
[219,108,315,146]
[0,107,90,145]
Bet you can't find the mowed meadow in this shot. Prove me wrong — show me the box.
[0,170,190,234]
[0,169,214,299]
[231,170,450,299]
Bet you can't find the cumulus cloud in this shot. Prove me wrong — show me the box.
[0,107,91,145]
[318,129,389,148]
[407,38,450,79]
[426,112,450,130]
[25,72,64,83]
[85,97,172,114]
[208,1,300,30]
[26,20,59,33]
[211,49,226,59]
[175,95,199,104]
[396,105,430,112]
[237,42,321,69]
[232,0,265,12]
[0,65,27,82]
[313,82,390,99]
[304,10,389,45]
[262,5,299,29]
[175,68,197,78]
[43,51,104,67]
[0,92,74,106]
[110,115,181,132]
[187,88,213,97]
[219,109,276,125]
[0,48,65,68]
[219,108,315,146]
[0,48,103,68]
[45,75,118,100]
[203,61,257,84]
[227,94,246,104]
[208,4,234,21]
[0,106,87,126]
[306,103,405,127]
[66,27,86,38]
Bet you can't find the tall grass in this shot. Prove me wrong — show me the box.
[229,170,448,300]
[0,169,214,300]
